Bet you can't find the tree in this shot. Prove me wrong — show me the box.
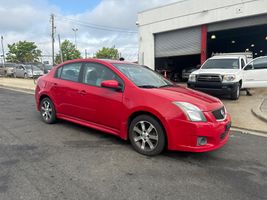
[95,47,119,60]
[6,41,42,63]
[55,40,81,64]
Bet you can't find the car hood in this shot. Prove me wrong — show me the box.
[146,85,222,111]
[192,69,240,75]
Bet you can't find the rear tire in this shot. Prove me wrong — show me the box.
[129,115,166,156]
[40,97,57,124]
[231,83,240,100]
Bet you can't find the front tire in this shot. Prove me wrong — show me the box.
[129,115,166,156]
[40,98,56,124]
[231,83,240,100]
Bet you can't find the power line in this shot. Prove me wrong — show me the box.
[56,16,137,34]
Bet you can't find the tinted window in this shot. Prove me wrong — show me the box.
[82,62,122,87]
[251,57,267,70]
[201,59,239,69]
[60,63,82,82]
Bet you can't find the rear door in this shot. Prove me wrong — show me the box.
[50,62,83,118]
[242,56,267,88]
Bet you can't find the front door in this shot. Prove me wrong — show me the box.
[242,56,267,88]
[16,66,25,77]
[79,62,124,131]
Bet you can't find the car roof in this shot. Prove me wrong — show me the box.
[62,58,137,65]
[210,55,244,59]
[210,55,245,59]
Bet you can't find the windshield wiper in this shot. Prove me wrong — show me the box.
[138,85,158,88]
[159,84,175,88]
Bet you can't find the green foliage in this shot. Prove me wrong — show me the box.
[95,47,119,60]
[6,41,42,63]
[55,40,81,64]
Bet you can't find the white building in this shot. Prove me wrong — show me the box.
[138,0,267,74]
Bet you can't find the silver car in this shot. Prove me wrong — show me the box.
[14,65,44,78]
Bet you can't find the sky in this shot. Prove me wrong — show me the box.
[0,0,178,63]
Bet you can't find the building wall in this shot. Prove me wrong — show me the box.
[138,0,267,69]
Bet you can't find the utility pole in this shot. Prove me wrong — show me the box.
[85,49,88,58]
[1,36,5,68]
[72,28,78,49]
[58,34,63,63]
[51,14,56,66]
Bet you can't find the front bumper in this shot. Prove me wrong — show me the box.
[167,113,231,152]
[187,81,239,95]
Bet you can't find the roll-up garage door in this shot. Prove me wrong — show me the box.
[154,26,201,58]
[208,14,267,32]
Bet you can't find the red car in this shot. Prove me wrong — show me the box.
[35,59,231,156]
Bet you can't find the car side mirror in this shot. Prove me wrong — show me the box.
[101,80,122,91]
[244,64,253,71]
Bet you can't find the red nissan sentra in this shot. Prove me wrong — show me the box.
[35,59,231,156]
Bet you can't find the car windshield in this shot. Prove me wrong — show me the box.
[113,64,174,88]
[25,65,40,70]
[201,59,239,69]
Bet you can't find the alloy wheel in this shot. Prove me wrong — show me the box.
[41,100,53,122]
[132,120,159,151]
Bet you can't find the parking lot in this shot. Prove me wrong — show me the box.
[0,88,267,200]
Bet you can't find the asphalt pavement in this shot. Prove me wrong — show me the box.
[0,88,266,200]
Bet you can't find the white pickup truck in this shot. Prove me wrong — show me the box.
[187,54,267,100]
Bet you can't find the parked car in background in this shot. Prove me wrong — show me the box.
[188,53,267,100]
[0,65,4,76]
[182,65,200,80]
[35,59,231,156]
[0,63,17,77]
[14,64,44,78]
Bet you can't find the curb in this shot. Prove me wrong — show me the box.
[0,85,35,94]
[231,126,267,135]
[251,98,267,123]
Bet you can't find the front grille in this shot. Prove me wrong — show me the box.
[197,74,222,82]
[212,107,226,121]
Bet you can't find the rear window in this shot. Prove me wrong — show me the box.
[201,59,239,69]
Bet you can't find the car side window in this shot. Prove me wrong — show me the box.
[253,57,267,70]
[59,63,82,82]
[55,67,62,78]
[82,62,123,87]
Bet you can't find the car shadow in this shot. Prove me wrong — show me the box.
[56,119,130,146]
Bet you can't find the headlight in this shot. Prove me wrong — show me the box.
[223,74,236,82]
[173,102,207,122]
[188,74,196,82]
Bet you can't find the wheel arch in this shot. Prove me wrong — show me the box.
[126,110,168,148]
[39,94,53,109]
[239,79,242,88]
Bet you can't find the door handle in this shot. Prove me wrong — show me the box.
[78,90,87,95]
